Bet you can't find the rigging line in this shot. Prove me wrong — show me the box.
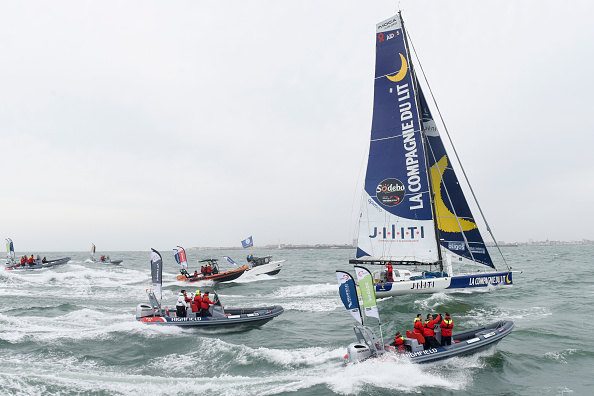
[406,31,510,271]
[349,138,370,255]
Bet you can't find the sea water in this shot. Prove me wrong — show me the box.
[1,246,592,395]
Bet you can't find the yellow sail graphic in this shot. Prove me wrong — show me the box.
[430,156,477,233]
[386,53,408,82]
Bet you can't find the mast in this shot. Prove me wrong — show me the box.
[399,12,443,271]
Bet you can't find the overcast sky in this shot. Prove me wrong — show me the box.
[2,1,593,251]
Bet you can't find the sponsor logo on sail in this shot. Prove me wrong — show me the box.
[377,17,399,31]
[376,178,405,207]
[369,225,425,240]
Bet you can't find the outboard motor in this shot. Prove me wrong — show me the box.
[136,304,154,319]
[345,342,373,364]
[344,326,385,364]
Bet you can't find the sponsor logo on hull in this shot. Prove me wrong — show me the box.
[447,272,513,289]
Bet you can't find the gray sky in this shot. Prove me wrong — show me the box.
[2,1,593,251]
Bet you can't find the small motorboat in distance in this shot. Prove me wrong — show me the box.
[345,320,514,364]
[177,258,247,283]
[89,244,123,265]
[225,255,284,278]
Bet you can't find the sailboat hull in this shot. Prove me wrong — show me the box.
[375,271,513,297]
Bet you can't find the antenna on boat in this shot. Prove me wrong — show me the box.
[404,25,511,271]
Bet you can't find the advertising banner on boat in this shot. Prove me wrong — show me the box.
[417,89,494,268]
[355,14,438,263]
[174,246,188,269]
[354,266,380,323]
[91,244,95,256]
[224,256,238,266]
[150,248,163,299]
[336,271,363,325]
[6,238,14,259]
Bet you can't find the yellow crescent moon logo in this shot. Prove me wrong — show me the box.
[386,53,408,82]
[430,155,478,233]
[506,273,511,283]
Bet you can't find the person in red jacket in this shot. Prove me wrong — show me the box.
[413,314,424,335]
[201,265,206,276]
[20,256,26,266]
[440,312,454,346]
[191,290,202,314]
[423,313,442,349]
[200,292,214,316]
[206,264,212,276]
[388,332,405,353]
[27,255,35,265]
[386,263,394,282]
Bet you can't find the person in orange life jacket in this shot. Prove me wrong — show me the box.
[423,314,442,349]
[201,265,206,275]
[193,270,198,278]
[27,255,35,264]
[206,264,212,276]
[440,312,454,346]
[386,263,394,282]
[191,290,202,313]
[200,292,214,317]
[388,332,405,353]
[20,256,26,266]
[413,314,424,334]
[176,290,188,317]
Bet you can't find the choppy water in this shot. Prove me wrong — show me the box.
[1,246,593,395]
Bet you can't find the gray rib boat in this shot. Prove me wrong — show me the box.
[5,257,71,271]
[345,319,514,364]
[136,290,283,328]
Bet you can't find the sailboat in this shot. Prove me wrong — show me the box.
[350,12,517,297]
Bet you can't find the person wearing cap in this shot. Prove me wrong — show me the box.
[200,291,214,317]
[440,312,454,346]
[192,290,202,314]
[388,331,405,353]
[176,290,188,317]
[423,313,442,349]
